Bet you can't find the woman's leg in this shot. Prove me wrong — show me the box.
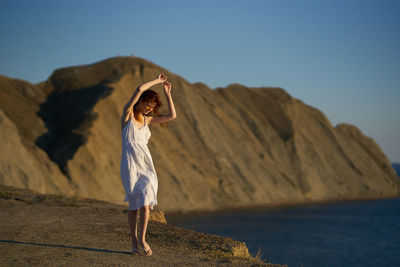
[128,209,139,249]
[140,205,152,255]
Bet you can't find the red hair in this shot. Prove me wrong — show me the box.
[133,89,162,123]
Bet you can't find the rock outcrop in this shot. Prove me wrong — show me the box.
[1,57,399,212]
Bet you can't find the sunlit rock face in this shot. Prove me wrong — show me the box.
[1,57,399,212]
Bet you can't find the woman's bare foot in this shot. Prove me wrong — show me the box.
[132,239,140,255]
[141,240,152,256]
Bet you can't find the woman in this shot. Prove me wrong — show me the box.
[120,74,177,256]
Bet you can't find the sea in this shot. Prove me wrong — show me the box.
[167,165,400,267]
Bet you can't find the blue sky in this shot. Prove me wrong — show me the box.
[1,0,399,162]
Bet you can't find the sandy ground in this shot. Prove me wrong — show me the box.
[0,185,286,266]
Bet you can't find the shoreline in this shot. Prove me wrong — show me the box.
[1,184,287,266]
[165,194,400,216]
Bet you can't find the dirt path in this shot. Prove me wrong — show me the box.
[0,185,285,266]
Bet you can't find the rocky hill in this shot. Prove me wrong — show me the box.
[392,163,400,177]
[1,56,399,213]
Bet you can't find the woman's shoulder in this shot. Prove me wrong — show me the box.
[145,115,154,125]
[121,113,134,130]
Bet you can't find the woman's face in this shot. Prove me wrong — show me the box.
[140,100,156,115]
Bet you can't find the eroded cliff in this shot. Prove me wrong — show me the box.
[1,57,399,212]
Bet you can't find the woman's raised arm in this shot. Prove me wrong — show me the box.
[139,74,167,92]
[148,81,177,125]
[122,74,167,122]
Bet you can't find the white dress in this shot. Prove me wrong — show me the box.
[120,115,158,210]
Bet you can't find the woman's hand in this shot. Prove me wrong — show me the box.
[163,81,172,95]
[157,74,167,83]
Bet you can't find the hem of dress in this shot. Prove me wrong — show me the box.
[127,201,157,211]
